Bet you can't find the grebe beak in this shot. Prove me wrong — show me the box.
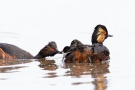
[57,51,63,54]
[108,34,113,37]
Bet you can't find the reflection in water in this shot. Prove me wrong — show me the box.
[0,66,27,73]
[62,62,109,77]
[0,59,32,80]
[38,59,57,71]
[0,59,32,73]
[92,75,107,90]
[38,59,58,78]
[38,59,110,90]
[0,59,32,66]
[63,62,109,90]
[90,62,109,90]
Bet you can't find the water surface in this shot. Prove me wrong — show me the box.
[0,58,110,90]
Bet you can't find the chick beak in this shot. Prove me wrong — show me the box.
[57,51,63,54]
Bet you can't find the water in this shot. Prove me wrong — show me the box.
[0,59,110,90]
[0,0,135,90]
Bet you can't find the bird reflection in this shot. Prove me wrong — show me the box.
[38,59,58,71]
[0,59,32,66]
[62,62,109,77]
[62,61,110,90]
[90,62,109,90]
[0,59,31,74]
[37,59,110,90]
[37,59,58,78]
